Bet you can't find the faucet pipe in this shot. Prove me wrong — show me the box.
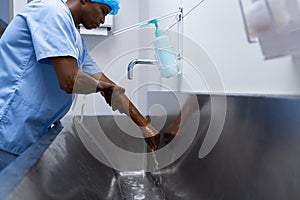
[127,59,158,80]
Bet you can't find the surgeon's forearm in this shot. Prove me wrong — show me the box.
[119,94,149,126]
[93,72,116,85]
[72,70,100,94]
[93,72,160,151]
[94,73,148,126]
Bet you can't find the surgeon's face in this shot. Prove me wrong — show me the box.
[81,1,111,29]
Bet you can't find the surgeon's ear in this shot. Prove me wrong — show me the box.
[81,0,87,5]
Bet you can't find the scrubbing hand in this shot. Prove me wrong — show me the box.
[140,124,160,151]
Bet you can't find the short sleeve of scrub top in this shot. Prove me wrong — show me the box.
[26,1,77,64]
[80,37,102,76]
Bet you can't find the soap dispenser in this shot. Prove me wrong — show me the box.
[141,19,179,78]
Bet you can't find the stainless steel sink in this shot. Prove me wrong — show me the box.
[1,93,300,200]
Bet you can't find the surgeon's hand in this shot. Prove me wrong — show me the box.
[140,124,160,151]
[98,81,125,112]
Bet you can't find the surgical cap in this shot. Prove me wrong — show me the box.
[91,0,120,15]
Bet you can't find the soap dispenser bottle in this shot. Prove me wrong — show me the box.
[142,19,179,78]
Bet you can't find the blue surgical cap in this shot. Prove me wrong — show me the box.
[91,0,120,15]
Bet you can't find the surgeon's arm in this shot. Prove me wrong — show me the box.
[51,57,159,150]
[93,72,160,151]
[93,72,149,125]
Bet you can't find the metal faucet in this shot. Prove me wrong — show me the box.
[127,59,158,80]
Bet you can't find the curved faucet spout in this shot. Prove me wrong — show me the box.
[128,59,158,80]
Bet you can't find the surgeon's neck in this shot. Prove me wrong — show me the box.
[66,0,81,26]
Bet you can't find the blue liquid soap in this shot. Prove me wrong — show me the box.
[141,19,179,78]
[153,34,179,78]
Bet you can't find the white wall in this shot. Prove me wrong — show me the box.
[148,0,300,95]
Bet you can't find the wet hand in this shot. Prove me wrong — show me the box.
[140,124,160,151]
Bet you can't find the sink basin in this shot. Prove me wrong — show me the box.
[1,93,300,200]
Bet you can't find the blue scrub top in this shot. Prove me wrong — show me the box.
[0,0,101,155]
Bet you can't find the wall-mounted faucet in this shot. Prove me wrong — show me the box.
[127,59,158,80]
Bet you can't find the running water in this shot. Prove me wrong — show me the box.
[152,153,159,169]
[152,152,163,186]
